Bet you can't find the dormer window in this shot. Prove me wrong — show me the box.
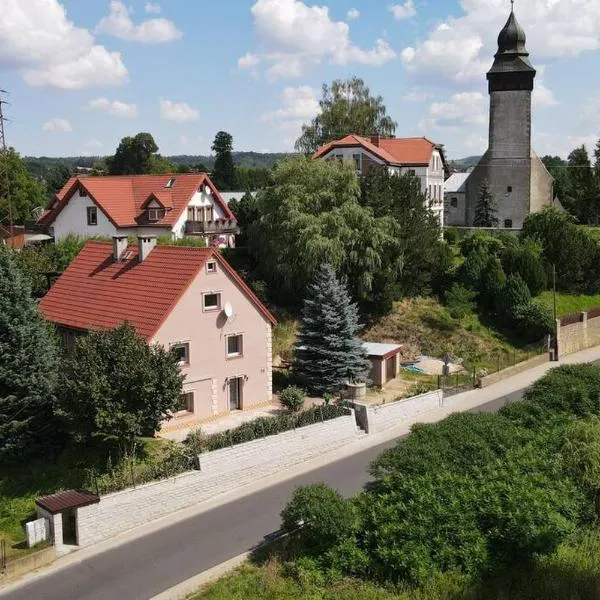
[147,208,161,222]
[165,178,175,189]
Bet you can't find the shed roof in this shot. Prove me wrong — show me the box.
[36,489,100,514]
[362,342,403,358]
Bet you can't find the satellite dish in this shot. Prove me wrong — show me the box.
[205,185,212,195]
[223,302,234,318]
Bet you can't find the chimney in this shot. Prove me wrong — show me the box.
[370,134,381,147]
[112,235,128,261]
[137,235,157,263]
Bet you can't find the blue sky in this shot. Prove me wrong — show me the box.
[1,0,599,160]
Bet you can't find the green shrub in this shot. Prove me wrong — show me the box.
[279,385,306,412]
[443,227,459,246]
[444,283,476,319]
[514,299,553,342]
[281,484,358,555]
[496,273,531,323]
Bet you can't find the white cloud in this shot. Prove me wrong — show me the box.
[421,92,487,131]
[144,2,161,14]
[401,0,600,87]
[241,0,396,80]
[260,85,320,130]
[401,87,432,102]
[96,0,182,43]
[88,97,138,118]
[533,82,558,108]
[581,92,600,127]
[347,8,360,20]
[159,98,199,122]
[238,52,261,69]
[0,0,128,89]
[390,1,416,21]
[42,118,73,132]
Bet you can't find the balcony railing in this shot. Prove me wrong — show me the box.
[184,219,240,235]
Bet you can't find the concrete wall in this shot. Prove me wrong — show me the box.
[359,389,443,434]
[489,90,531,160]
[153,257,272,429]
[73,415,359,549]
[444,191,467,227]
[0,546,56,583]
[479,353,549,388]
[557,313,600,357]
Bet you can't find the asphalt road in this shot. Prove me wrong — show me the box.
[0,387,530,600]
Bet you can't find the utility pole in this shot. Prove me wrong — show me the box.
[0,90,14,249]
[552,263,558,360]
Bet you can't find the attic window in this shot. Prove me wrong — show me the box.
[79,187,88,197]
[206,261,217,273]
[165,178,175,189]
[147,208,161,222]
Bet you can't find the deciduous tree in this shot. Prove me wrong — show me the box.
[58,323,184,455]
[295,77,397,155]
[211,131,236,190]
[107,132,173,175]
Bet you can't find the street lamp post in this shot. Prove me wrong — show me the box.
[552,263,558,361]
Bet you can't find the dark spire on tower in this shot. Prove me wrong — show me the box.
[487,5,535,92]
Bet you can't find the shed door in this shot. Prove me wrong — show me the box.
[386,355,396,382]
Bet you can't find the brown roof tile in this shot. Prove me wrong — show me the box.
[36,489,100,514]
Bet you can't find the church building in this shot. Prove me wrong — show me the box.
[445,5,554,229]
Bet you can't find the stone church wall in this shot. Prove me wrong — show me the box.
[530,150,554,213]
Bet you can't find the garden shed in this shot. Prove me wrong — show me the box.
[363,342,403,387]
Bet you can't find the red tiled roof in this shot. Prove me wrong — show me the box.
[37,173,234,230]
[313,135,439,167]
[39,241,276,340]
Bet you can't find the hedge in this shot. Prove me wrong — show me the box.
[186,404,351,453]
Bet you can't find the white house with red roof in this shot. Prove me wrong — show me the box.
[313,135,448,226]
[39,237,276,433]
[37,173,239,248]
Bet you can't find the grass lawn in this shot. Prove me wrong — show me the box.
[191,529,600,600]
[0,437,165,559]
[536,291,600,317]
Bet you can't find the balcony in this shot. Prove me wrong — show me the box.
[184,219,240,235]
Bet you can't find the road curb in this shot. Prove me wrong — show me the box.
[150,552,250,600]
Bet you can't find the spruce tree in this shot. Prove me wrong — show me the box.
[473,179,499,227]
[0,248,59,460]
[295,264,370,396]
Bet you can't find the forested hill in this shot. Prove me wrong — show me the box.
[24,151,296,177]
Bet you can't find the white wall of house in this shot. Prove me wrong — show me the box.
[171,188,227,239]
[52,189,117,241]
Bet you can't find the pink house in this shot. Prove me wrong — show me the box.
[39,237,276,432]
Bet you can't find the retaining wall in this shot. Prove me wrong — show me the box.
[73,414,360,550]
[558,313,600,357]
[0,546,56,583]
[358,390,443,435]
[479,353,549,388]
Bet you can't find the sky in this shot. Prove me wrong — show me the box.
[0,0,599,160]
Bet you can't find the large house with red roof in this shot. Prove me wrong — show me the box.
[39,236,276,432]
[313,135,448,226]
[37,173,239,248]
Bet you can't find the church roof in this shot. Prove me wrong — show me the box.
[488,7,535,76]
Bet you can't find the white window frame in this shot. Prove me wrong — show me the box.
[206,261,217,274]
[352,153,361,172]
[148,208,161,222]
[87,206,97,226]
[203,291,221,312]
[226,333,243,358]
[170,341,190,366]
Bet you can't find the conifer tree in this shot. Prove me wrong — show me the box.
[473,179,499,227]
[0,248,59,460]
[295,264,370,395]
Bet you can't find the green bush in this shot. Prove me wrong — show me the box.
[281,484,358,555]
[443,227,459,246]
[496,273,531,323]
[514,299,553,342]
[444,283,476,319]
[279,385,306,412]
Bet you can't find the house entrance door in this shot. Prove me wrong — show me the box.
[229,377,242,411]
[62,509,77,545]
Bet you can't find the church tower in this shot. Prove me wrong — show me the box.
[459,3,554,229]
